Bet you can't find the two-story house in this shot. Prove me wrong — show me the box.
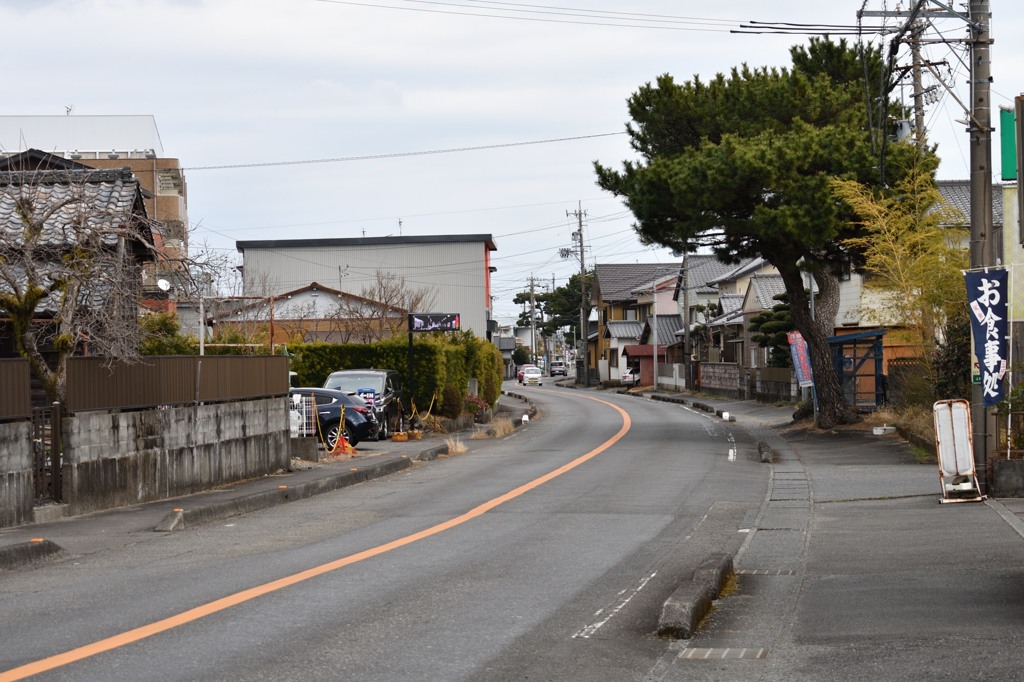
[591,263,681,383]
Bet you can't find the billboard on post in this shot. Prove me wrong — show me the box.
[409,313,460,333]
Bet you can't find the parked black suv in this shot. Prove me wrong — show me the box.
[323,369,404,440]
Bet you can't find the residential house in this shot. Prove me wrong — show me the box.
[0,161,155,364]
[236,235,498,341]
[0,116,189,312]
[701,294,745,363]
[628,313,685,386]
[591,262,681,382]
[494,335,518,379]
[207,282,409,350]
[603,319,644,380]
[673,254,745,349]
[684,256,775,364]
[831,179,1004,369]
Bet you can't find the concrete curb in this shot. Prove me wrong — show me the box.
[647,393,739,423]
[658,553,735,639]
[152,395,541,530]
[0,538,67,571]
[416,445,449,461]
[500,389,538,424]
[155,456,415,531]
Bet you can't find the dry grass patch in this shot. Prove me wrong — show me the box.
[859,404,934,442]
[490,415,516,437]
[469,414,517,440]
[443,434,468,455]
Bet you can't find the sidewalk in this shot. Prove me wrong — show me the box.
[0,394,535,570]
[643,388,1024,530]
[635,389,1024,681]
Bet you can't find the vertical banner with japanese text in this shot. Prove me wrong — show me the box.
[965,268,1009,407]
[787,330,814,388]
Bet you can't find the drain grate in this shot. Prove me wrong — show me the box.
[679,647,769,660]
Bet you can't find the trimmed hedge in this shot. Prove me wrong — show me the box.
[287,332,503,416]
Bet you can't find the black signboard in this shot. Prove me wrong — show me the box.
[409,313,460,332]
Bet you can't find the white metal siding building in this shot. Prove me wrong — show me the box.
[236,235,497,338]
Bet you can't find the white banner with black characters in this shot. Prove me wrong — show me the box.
[965,268,1009,407]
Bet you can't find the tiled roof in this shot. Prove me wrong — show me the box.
[937,179,1004,227]
[748,275,787,309]
[643,314,684,346]
[708,257,766,286]
[605,319,644,340]
[719,294,745,316]
[594,262,680,303]
[0,166,153,315]
[0,167,151,251]
[620,344,665,359]
[708,294,745,327]
[686,255,740,293]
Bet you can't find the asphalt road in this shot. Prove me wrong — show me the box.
[0,384,770,681]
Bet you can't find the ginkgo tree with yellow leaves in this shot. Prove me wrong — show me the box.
[832,158,969,398]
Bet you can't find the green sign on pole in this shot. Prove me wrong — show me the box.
[1000,107,1016,181]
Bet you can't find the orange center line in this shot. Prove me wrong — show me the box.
[1,393,631,682]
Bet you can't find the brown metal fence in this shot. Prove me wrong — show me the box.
[64,355,290,413]
[0,359,31,421]
[7,355,288,506]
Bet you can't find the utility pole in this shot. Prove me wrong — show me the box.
[861,0,996,491]
[563,204,589,386]
[652,281,659,391]
[528,275,538,365]
[969,0,994,493]
[682,252,691,389]
[910,20,927,151]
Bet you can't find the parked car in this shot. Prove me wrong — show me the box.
[521,365,543,386]
[621,366,640,386]
[323,369,404,440]
[289,387,378,448]
[548,361,566,377]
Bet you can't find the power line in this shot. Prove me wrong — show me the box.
[184,132,624,171]
[315,0,739,31]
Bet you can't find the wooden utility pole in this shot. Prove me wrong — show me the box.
[528,275,538,365]
[968,0,994,492]
[563,204,589,386]
[910,21,927,151]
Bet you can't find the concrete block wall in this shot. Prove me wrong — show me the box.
[0,422,33,528]
[700,362,741,398]
[63,398,290,515]
[754,367,799,404]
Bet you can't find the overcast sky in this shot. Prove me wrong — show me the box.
[3,0,1022,325]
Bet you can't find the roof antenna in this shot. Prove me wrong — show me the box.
[65,105,73,115]
[398,218,403,236]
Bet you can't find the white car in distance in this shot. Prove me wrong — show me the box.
[521,365,543,386]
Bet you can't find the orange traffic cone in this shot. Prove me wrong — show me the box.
[329,407,357,456]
